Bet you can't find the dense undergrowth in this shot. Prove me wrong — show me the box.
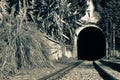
[0,14,55,80]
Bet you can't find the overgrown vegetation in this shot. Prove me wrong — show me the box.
[98,0,120,56]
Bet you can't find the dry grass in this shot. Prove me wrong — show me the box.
[0,4,54,80]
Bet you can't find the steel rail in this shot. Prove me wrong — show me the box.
[100,60,120,72]
[93,61,118,80]
[39,61,83,80]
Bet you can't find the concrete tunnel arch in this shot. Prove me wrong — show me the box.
[75,24,106,60]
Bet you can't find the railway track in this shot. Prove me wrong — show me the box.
[39,60,120,80]
[39,60,83,80]
[93,61,118,80]
[100,60,120,72]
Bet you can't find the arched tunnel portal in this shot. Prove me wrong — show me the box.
[77,25,106,60]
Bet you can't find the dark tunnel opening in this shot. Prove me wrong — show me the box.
[77,26,106,60]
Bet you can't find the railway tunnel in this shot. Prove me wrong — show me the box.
[74,24,106,60]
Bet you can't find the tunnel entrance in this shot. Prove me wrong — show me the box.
[77,26,106,60]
